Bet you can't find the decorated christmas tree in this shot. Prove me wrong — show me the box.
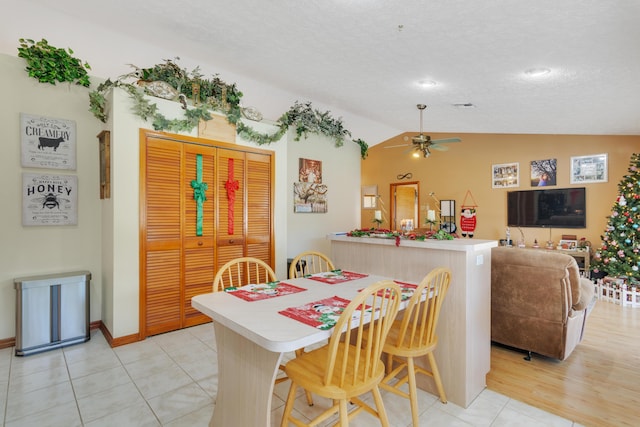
[591,153,640,280]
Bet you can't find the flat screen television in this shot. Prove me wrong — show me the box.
[507,187,586,228]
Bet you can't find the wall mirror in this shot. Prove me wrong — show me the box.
[390,181,419,231]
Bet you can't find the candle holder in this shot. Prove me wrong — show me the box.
[425,219,437,231]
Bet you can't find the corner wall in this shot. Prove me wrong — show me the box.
[0,54,104,340]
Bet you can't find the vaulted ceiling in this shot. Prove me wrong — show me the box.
[4,0,640,145]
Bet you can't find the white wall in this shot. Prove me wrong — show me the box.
[286,135,361,258]
[0,54,104,340]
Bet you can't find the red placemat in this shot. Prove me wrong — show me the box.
[394,280,419,300]
[306,270,368,285]
[224,281,306,302]
[358,280,418,301]
[278,295,351,330]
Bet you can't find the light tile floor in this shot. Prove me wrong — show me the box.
[0,324,584,427]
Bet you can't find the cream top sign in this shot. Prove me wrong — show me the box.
[21,113,77,170]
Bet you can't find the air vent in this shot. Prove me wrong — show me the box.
[453,103,476,109]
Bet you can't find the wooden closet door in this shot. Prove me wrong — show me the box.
[183,144,216,327]
[141,136,183,336]
[246,151,273,265]
[216,148,245,267]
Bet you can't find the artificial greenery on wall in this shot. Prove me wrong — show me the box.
[17,38,91,87]
[18,40,369,158]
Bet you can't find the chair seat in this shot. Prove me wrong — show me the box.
[384,321,439,358]
[285,343,386,400]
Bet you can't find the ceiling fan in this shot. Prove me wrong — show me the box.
[385,104,461,157]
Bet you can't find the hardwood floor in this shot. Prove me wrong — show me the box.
[487,299,640,427]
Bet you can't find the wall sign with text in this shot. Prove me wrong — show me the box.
[22,173,78,226]
[21,113,77,170]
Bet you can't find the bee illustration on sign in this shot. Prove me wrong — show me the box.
[34,193,71,209]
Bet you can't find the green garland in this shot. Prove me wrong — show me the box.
[87,58,368,159]
[16,40,369,158]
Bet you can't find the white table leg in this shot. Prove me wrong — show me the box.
[210,322,282,427]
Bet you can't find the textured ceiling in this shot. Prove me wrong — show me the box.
[3,0,640,144]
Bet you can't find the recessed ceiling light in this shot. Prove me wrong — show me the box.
[417,80,437,88]
[453,103,475,109]
[524,67,551,77]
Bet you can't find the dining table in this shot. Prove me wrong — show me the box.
[191,271,416,427]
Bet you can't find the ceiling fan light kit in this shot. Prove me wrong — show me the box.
[384,104,462,156]
[411,104,462,158]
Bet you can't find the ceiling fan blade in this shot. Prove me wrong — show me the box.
[403,146,417,154]
[431,137,461,144]
[384,143,411,149]
[430,144,450,151]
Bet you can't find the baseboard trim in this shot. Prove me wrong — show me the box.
[0,336,15,350]
[99,323,141,348]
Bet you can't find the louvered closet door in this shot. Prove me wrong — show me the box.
[141,137,183,336]
[183,143,216,327]
[141,135,216,336]
[246,151,273,265]
[216,148,246,267]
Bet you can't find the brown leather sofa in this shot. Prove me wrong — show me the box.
[491,246,595,360]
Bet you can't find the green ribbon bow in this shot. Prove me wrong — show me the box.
[190,154,208,236]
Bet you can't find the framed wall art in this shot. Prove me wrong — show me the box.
[530,158,557,187]
[22,173,78,226]
[298,158,322,184]
[21,113,77,170]
[294,182,328,213]
[571,153,608,184]
[492,162,519,188]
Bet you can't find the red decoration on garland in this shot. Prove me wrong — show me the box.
[225,158,240,235]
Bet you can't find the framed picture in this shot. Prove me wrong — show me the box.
[559,239,578,250]
[22,173,78,226]
[530,158,557,187]
[298,158,322,184]
[492,162,519,188]
[571,154,608,184]
[21,113,77,170]
[293,182,328,213]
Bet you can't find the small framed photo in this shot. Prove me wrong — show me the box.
[530,159,557,187]
[559,239,578,250]
[571,154,608,184]
[492,162,519,188]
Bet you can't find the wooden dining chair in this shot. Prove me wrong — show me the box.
[286,250,336,405]
[281,280,402,427]
[212,257,277,292]
[288,250,336,279]
[380,267,452,427]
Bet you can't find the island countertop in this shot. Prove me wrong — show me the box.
[327,233,497,252]
[328,233,498,408]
